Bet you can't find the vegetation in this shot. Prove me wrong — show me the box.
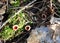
[0,0,60,42]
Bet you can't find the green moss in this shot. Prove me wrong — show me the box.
[0,11,32,40]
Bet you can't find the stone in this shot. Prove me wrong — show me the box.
[58,0,60,3]
[27,26,54,43]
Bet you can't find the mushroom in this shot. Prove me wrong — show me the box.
[13,25,19,31]
[25,25,31,31]
[42,14,46,20]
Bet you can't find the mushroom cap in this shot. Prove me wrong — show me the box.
[13,25,19,31]
[25,25,31,31]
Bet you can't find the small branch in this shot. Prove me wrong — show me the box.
[0,0,36,29]
[50,0,53,8]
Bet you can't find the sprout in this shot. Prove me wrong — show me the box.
[25,25,31,31]
[13,25,19,31]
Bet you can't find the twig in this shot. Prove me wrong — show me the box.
[0,0,36,29]
[15,32,30,43]
[9,5,33,10]
[54,12,60,17]
[50,0,53,8]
